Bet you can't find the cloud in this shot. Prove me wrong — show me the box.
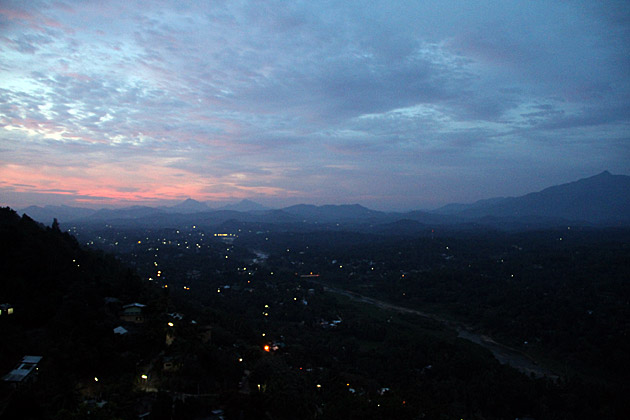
[0,0,628,209]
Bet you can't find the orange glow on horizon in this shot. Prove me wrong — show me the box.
[1,161,299,206]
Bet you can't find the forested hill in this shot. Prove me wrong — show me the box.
[0,207,148,328]
[0,207,158,418]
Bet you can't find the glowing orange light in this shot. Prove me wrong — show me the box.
[263,345,270,352]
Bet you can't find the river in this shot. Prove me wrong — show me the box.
[314,281,558,380]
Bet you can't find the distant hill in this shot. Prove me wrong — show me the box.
[88,205,165,221]
[19,205,96,224]
[282,204,383,222]
[217,199,269,212]
[433,197,506,215]
[449,171,630,224]
[398,209,459,225]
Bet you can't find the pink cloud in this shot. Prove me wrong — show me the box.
[0,7,34,21]
[0,6,71,34]
[0,158,298,207]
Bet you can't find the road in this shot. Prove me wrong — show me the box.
[315,281,558,380]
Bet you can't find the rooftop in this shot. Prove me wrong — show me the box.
[2,355,43,383]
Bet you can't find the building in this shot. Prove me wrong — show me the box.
[2,355,42,387]
[0,303,14,316]
[120,303,146,323]
[113,326,128,335]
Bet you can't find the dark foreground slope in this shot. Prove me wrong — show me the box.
[0,208,163,419]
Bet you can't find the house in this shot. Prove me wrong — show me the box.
[0,303,14,316]
[120,303,146,323]
[113,326,128,335]
[2,355,42,387]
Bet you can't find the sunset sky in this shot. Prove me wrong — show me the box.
[1,0,628,210]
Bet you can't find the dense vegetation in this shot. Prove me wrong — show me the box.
[2,208,629,418]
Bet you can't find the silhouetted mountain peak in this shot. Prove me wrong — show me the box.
[167,198,209,213]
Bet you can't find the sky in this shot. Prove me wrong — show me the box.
[1,0,629,211]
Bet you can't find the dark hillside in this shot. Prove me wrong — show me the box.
[0,209,147,325]
[0,208,161,419]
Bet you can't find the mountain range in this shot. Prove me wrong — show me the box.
[16,171,630,230]
[434,171,629,222]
